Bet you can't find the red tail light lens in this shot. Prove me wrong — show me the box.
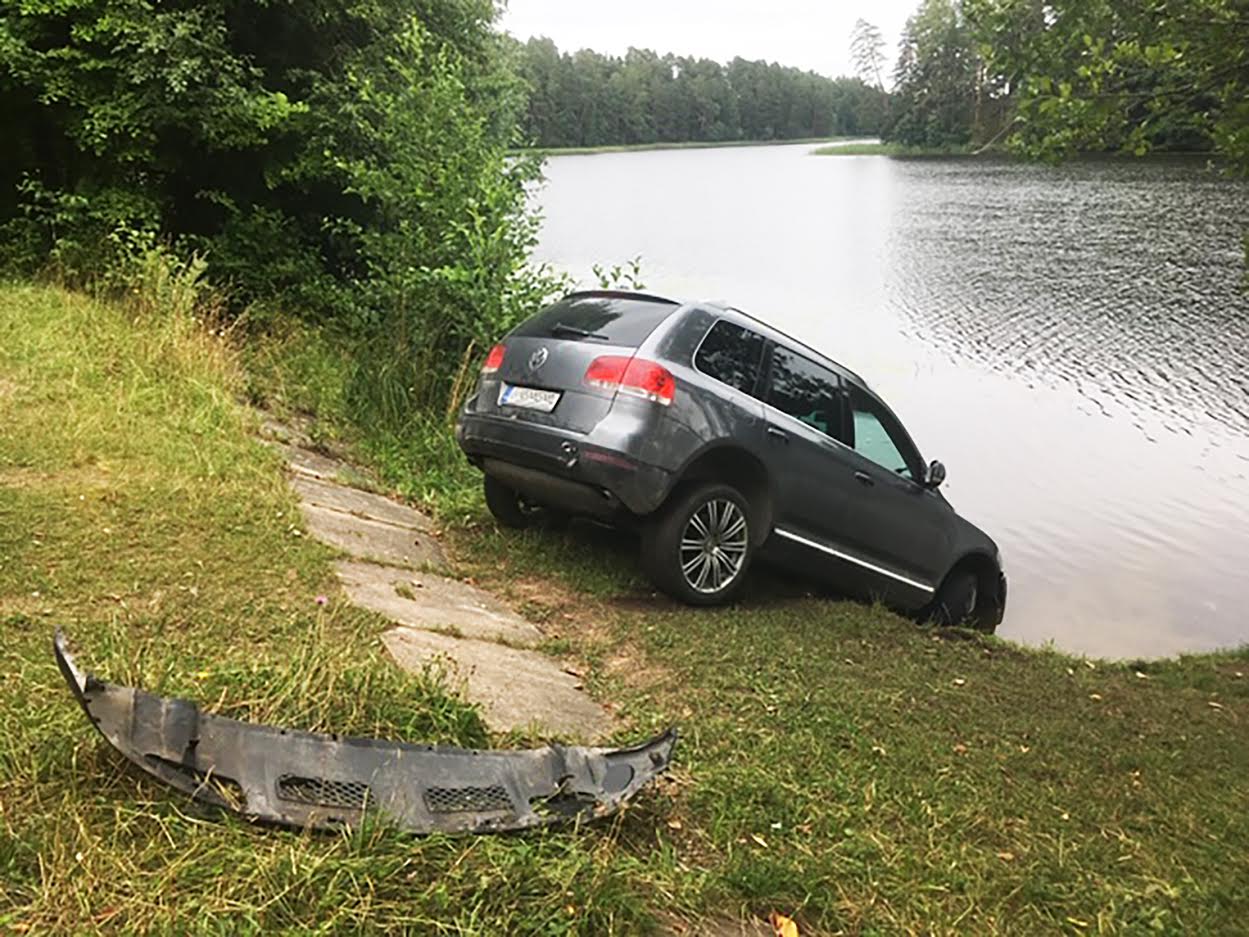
[482,343,506,374]
[583,355,675,406]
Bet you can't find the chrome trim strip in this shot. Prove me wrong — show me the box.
[774,527,935,594]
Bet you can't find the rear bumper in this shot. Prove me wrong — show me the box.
[456,411,673,517]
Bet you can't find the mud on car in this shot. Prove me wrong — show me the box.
[456,291,1006,629]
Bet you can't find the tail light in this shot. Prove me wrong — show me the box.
[584,355,675,406]
[481,343,506,374]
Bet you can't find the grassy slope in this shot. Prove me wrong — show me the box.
[447,528,1249,934]
[4,284,1249,934]
[0,286,646,934]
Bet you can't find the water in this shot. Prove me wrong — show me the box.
[530,143,1249,659]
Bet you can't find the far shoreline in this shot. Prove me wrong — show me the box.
[514,136,872,157]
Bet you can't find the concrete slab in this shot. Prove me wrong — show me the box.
[383,627,612,739]
[276,443,375,488]
[256,416,312,448]
[299,502,446,570]
[336,561,543,646]
[294,475,436,533]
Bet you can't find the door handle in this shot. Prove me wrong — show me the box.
[854,471,875,487]
[766,426,789,444]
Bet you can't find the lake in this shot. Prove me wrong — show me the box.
[529,142,1249,659]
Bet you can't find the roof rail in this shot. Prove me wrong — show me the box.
[725,304,869,387]
[564,289,679,305]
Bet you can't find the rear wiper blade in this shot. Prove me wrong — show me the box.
[550,322,610,341]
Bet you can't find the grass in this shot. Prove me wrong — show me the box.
[4,283,1249,933]
[813,142,979,157]
[519,137,864,157]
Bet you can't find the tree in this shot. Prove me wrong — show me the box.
[850,19,887,90]
[0,0,549,413]
[964,0,1249,167]
[885,0,983,146]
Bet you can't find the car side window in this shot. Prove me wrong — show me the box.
[695,320,766,396]
[848,386,918,480]
[765,346,843,439]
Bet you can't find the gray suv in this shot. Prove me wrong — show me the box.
[456,291,1006,629]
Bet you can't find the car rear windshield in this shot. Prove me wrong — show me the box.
[512,294,678,347]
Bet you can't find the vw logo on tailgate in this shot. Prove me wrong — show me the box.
[527,347,549,372]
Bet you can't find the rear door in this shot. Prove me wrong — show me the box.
[757,344,862,586]
[479,294,679,433]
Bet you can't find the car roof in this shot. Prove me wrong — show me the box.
[561,291,872,390]
[694,300,871,390]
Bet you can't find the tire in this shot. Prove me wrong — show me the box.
[483,475,568,531]
[926,569,979,627]
[642,482,754,606]
[483,475,537,529]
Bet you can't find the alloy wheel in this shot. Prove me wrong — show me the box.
[679,498,749,594]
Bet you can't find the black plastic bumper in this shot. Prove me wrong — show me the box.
[456,413,672,517]
[55,631,676,834]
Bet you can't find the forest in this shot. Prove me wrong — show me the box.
[514,1,1249,161]
[513,38,889,148]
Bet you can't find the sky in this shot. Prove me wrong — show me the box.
[497,0,918,81]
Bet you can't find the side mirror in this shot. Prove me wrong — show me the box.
[925,460,946,490]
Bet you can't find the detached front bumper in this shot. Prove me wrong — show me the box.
[55,631,676,834]
[456,411,673,517]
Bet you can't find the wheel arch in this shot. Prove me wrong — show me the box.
[937,550,1004,630]
[668,444,774,543]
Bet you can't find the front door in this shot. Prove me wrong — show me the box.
[836,385,951,605]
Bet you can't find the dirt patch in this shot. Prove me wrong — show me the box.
[0,464,113,491]
[602,650,673,695]
[655,911,774,937]
[608,592,679,615]
[502,576,584,612]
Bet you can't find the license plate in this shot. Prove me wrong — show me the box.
[498,383,561,412]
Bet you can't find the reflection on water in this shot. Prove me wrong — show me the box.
[531,144,1249,658]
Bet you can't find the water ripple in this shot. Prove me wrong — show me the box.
[886,157,1249,441]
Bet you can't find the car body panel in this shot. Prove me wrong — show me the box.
[55,631,677,834]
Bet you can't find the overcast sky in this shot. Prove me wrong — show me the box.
[498,0,918,81]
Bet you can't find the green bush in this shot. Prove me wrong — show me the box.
[1,0,561,415]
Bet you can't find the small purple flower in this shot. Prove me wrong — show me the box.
[314,595,328,606]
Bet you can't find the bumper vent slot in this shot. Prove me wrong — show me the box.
[277,775,371,809]
[424,784,513,814]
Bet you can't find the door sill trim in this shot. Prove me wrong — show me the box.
[774,527,935,594]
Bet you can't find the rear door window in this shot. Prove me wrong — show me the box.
[765,346,844,438]
[512,295,678,347]
[695,320,766,395]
